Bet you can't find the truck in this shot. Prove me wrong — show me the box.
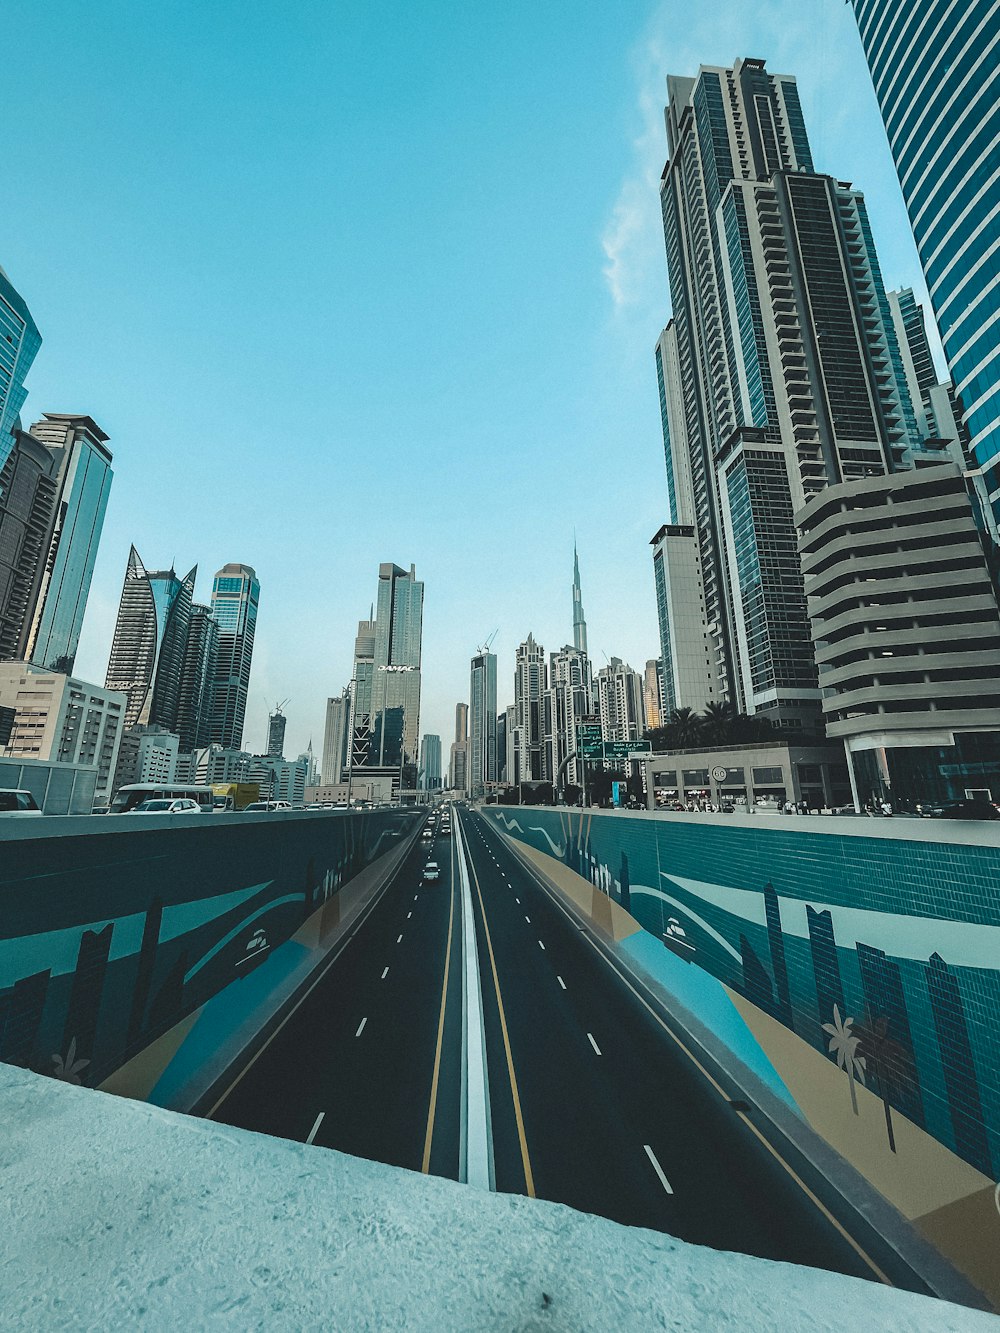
[211,782,261,812]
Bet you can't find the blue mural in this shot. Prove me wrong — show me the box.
[0,810,419,1090]
[488,808,1000,1179]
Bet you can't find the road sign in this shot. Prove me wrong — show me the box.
[601,740,651,760]
[711,766,728,781]
[580,742,606,758]
[576,724,602,743]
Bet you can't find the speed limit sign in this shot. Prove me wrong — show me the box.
[711,766,728,781]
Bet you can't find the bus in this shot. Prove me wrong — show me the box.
[108,783,215,815]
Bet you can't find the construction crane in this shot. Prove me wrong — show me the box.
[476,629,499,655]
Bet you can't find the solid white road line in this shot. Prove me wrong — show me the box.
[306,1111,325,1144]
[587,1032,602,1056]
[381,966,389,979]
[643,1144,674,1195]
[557,975,566,989]
[355,1017,367,1038]
[454,814,495,1191]
[538,940,545,950]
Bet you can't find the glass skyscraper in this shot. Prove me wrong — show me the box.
[654,57,919,728]
[0,266,41,477]
[848,1,1000,530]
[468,651,497,797]
[208,563,259,750]
[349,562,424,795]
[105,547,197,731]
[23,414,113,674]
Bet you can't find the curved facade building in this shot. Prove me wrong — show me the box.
[848,1,1000,527]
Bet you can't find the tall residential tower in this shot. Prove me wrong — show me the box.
[209,563,259,750]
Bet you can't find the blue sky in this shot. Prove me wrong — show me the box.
[4,0,938,760]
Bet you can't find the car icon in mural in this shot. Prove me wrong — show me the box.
[236,928,270,968]
[663,917,695,959]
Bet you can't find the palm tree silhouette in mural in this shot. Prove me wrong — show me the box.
[856,1013,912,1154]
[822,1005,866,1115]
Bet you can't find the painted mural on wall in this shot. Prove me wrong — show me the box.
[0,812,418,1091]
[487,808,1000,1183]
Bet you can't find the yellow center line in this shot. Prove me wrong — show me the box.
[500,830,891,1284]
[421,826,457,1172]
[462,814,535,1198]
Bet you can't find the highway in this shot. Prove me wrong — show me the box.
[211,804,931,1295]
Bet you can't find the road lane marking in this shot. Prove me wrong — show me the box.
[524,915,531,924]
[515,897,520,904]
[644,1144,674,1195]
[557,975,566,989]
[407,911,412,919]
[397,934,403,943]
[422,837,458,1174]
[587,1032,602,1056]
[454,815,494,1190]
[381,966,389,979]
[355,1017,367,1038]
[496,834,893,1288]
[306,1112,325,1144]
[538,940,545,950]
[461,814,535,1198]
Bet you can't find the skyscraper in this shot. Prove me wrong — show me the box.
[348,562,423,795]
[0,266,41,475]
[23,414,113,674]
[513,634,546,783]
[642,659,663,732]
[655,58,919,731]
[544,644,593,791]
[266,705,287,758]
[468,650,497,798]
[105,547,196,731]
[209,563,259,750]
[847,1,1000,534]
[572,542,588,655]
[322,686,351,786]
[595,658,643,753]
[449,702,468,792]
[421,733,442,790]
[0,431,59,660]
[175,602,219,752]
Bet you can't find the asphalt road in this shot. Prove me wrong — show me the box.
[213,819,463,1179]
[211,803,934,1296]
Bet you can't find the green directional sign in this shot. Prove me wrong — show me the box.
[576,724,602,743]
[580,742,605,758]
[601,740,650,760]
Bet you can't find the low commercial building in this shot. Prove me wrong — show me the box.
[796,463,1000,808]
[640,741,852,811]
[0,661,125,806]
[112,726,180,792]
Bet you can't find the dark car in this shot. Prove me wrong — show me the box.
[918,798,1000,821]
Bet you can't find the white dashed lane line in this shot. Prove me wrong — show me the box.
[538,940,545,950]
[587,1033,602,1056]
[397,934,403,944]
[643,1144,674,1195]
[355,1017,367,1038]
[306,1111,325,1144]
[381,966,389,980]
[557,976,566,990]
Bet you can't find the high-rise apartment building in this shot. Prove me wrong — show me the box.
[468,651,497,798]
[266,705,287,758]
[495,712,507,784]
[595,658,644,754]
[543,644,593,790]
[0,431,59,661]
[449,701,468,792]
[322,686,351,786]
[0,266,41,475]
[349,562,423,794]
[513,634,547,783]
[22,415,113,674]
[421,733,442,790]
[105,547,196,731]
[655,58,919,732]
[847,1,1000,534]
[209,563,259,749]
[174,603,218,752]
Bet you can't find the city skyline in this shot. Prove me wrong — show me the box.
[3,1,945,760]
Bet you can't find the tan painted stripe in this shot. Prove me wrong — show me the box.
[464,816,535,1198]
[421,834,457,1172]
[501,831,891,1284]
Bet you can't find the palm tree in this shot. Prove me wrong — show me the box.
[667,706,702,747]
[822,1005,866,1115]
[701,700,736,744]
[856,1013,911,1154]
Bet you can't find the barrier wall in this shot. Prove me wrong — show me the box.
[486,806,1000,1304]
[0,809,420,1100]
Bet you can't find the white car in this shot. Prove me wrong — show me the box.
[128,798,204,815]
[422,861,440,883]
[243,800,293,813]
[0,789,42,817]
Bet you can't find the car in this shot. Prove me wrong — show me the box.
[127,798,203,815]
[242,800,293,813]
[422,861,440,883]
[917,798,1000,820]
[421,829,432,841]
[0,789,42,817]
